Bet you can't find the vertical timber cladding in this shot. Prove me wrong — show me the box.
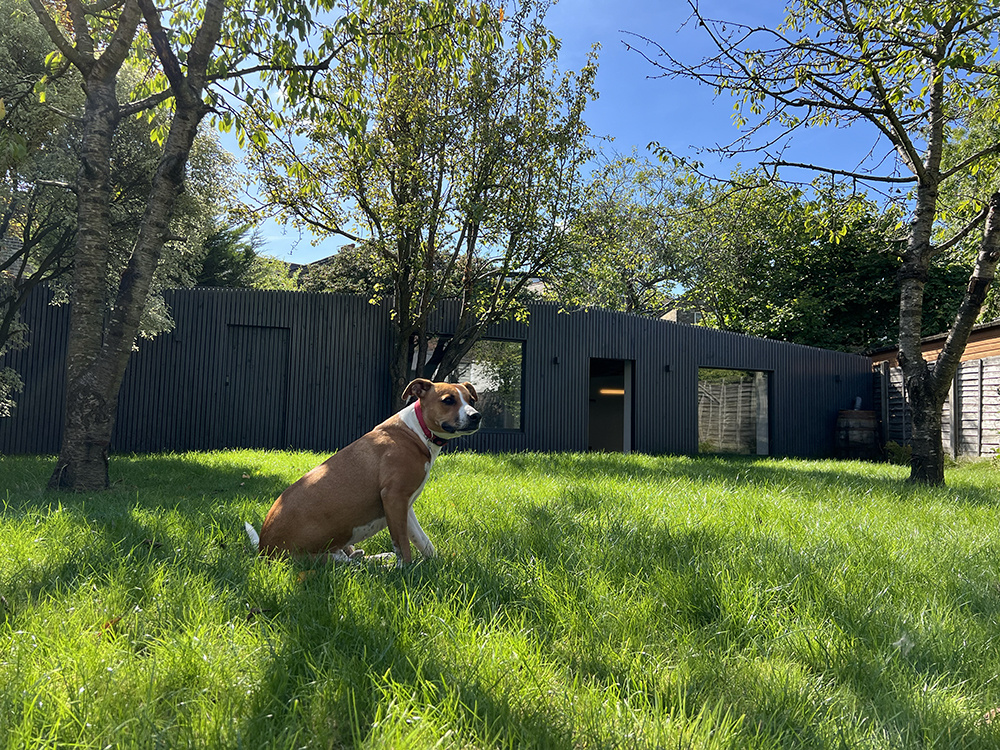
[611,316,873,457]
[1,285,874,457]
[221,324,290,448]
[396,300,874,457]
[0,284,70,454]
[111,288,396,453]
[533,303,590,452]
[291,291,395,452]
[206,288,395,452]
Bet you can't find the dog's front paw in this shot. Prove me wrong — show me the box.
[348,547,366,561]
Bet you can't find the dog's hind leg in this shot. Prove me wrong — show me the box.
[308,549,354,564]
[363,552,397,564]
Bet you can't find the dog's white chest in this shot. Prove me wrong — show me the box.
[408,461,432,508]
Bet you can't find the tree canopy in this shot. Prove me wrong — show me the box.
[0,0,246,419]
[25,0,498,490]
[677,177,974,353]
[248,0,597,402]
[561,157,971,353]
[635,0,1000,484]
[555,154,685,318]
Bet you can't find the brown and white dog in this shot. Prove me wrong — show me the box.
[244,378,481,566]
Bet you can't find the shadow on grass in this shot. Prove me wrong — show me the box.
[238,562,574,748]
[1,453,293,510]
[229,518,999,748]
[0,453,291,626]
[1,454,574,747]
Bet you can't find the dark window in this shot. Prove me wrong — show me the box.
[418,338,524,431]
[698,368,770,455]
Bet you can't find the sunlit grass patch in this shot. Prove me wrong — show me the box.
[2,451,1000,748]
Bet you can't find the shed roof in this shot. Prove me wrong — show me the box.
[869,319,1000,367]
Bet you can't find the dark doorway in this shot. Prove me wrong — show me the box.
[221,324,290,447]
[589,358,633,453]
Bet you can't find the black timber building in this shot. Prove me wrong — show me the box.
[1,286,874,458]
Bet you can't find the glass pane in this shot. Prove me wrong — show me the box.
[698,368,769,455]
[450,339,523,430]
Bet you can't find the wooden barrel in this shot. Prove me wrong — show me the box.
[835,410,879,460]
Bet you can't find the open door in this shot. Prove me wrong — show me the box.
[588,358,633,453]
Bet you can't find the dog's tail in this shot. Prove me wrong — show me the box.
[244,521,260,551]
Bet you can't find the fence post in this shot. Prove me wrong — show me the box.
[979,359,985,457]
[950,369,960,460]
[879,361,889,447]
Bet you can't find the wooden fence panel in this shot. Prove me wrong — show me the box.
[878,356,1000,458]
[697,380,757,454]
[983,358,1000,456]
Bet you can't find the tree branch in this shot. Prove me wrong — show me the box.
[135,0,188,97]
[27,0,89,72]
[35,179,77,193]
[932,202,989,257]
[91,0,143,82]
[767,160,916,184]
[119,89,174,117]
[81,0,126,12]
[940,142,1000,182]
[934,192,1000,385]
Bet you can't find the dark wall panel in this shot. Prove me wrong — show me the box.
[2,287,873,459]
[0,286,69,454]
[222,324,290,447]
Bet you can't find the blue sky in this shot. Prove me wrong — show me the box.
[245,0,880,264]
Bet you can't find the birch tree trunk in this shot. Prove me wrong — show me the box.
[898,192,1000,485]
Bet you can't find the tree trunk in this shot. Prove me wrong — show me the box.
[49,363,121,490]
[906,373,946,485]
[390,316,424,413]
[390,336,413,413]
[899,192,1000,486]
[49,77,209,490]
[48,74,122,491]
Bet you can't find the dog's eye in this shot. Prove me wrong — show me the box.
[442,396,455,405]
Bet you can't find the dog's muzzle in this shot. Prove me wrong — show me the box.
[445,409,482,434]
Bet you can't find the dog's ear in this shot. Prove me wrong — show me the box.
[402,378,434,402]
[461,382,478,402]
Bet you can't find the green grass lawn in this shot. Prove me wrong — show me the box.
[3,451,1000,749]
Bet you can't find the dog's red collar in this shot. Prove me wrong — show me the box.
[414,400,449,447]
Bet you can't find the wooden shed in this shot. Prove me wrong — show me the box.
[870,319,1000,367]
[2,285,875,459]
